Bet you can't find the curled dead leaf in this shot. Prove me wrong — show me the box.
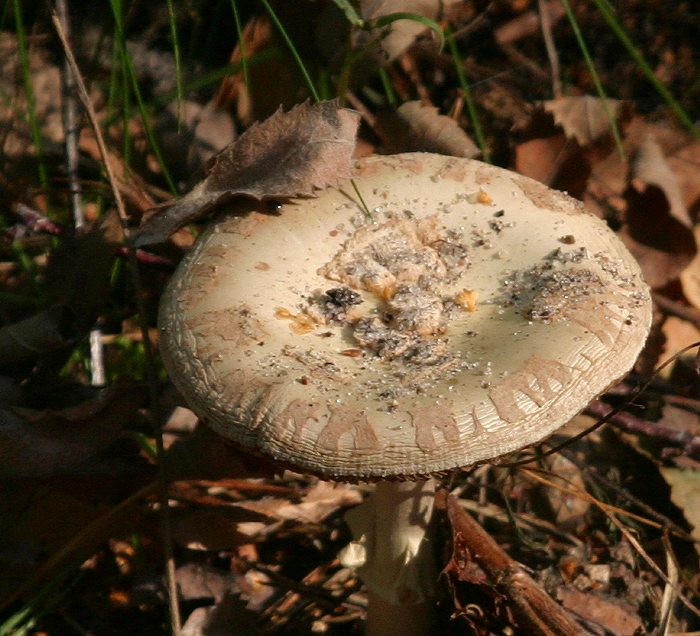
[680,226,700,310]
[621,136,697,288]
[236,480,362,524]
[133,101,360,246]
[359,0,456,62]
[631,136,691,228]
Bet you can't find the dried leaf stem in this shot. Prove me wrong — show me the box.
[51,12,182,634]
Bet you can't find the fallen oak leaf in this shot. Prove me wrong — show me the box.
[133,101,360,247]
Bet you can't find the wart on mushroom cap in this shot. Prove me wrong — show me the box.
[159,153,652,481]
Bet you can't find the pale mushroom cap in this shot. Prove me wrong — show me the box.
[160,153,652,480]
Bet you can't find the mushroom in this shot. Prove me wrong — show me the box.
[159,153,652,634]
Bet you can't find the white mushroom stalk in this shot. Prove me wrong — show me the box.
[340,479,437,635]
[159,153,652,633]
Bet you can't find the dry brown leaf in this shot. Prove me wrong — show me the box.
[514,134,590,198]
[215,14,308,129]
[541,453,590,532]
[156,100,236,185]
[680,227,700,309]
[80,131,158,215]
[557,587,643,635]
[585,117,700,221]
[133,101,360,247]
[172,508,272,551]
[236,481,362,524]
[377,101,479,157]
[359,0,460,62]
[632,136,692,228]
[659,466,700,556]
[0,379,146,478]
[661,316,700,370]
[543,96,623,146]
[620,136,697,288]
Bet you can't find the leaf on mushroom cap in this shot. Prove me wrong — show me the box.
[159,153,652,480]
[133,101,360,247]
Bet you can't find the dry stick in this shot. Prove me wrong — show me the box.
[586,398,700,457]
[51,13,182,634]
[538,0,562,98]
[658,542,679,636]
[439,491,586,636]
[343,92,376,128]
[55,0,105,386]
[399,53,432,105]
[653,291,700,333]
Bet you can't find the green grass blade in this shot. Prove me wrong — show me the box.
[446,25,490,162]
[331,0,364,28]
[560,0,626,160]
[109,0,178,193]
[378,67,397,106]
[105,0,133,165]
[12,0,48,190]
[165,0,184,131]
[0,563,81,635]
[318,68,333,101]
[589,0,698,137]
[259,0,320,102]
[351,178,372,219]
[153,50,281,107]
[229,0,249,88]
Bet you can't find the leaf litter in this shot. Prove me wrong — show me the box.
[2,2,700,634]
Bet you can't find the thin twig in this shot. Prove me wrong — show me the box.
[559,448,694,541]
[586,398,700,457]
[55,0,83,228]
[538,0,562,98]
[51,13,182,634]
[653,291,700,332]
[55,0,105,387]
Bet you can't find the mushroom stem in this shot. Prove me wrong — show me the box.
[365,588,435,636]
[342,478,437,635]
